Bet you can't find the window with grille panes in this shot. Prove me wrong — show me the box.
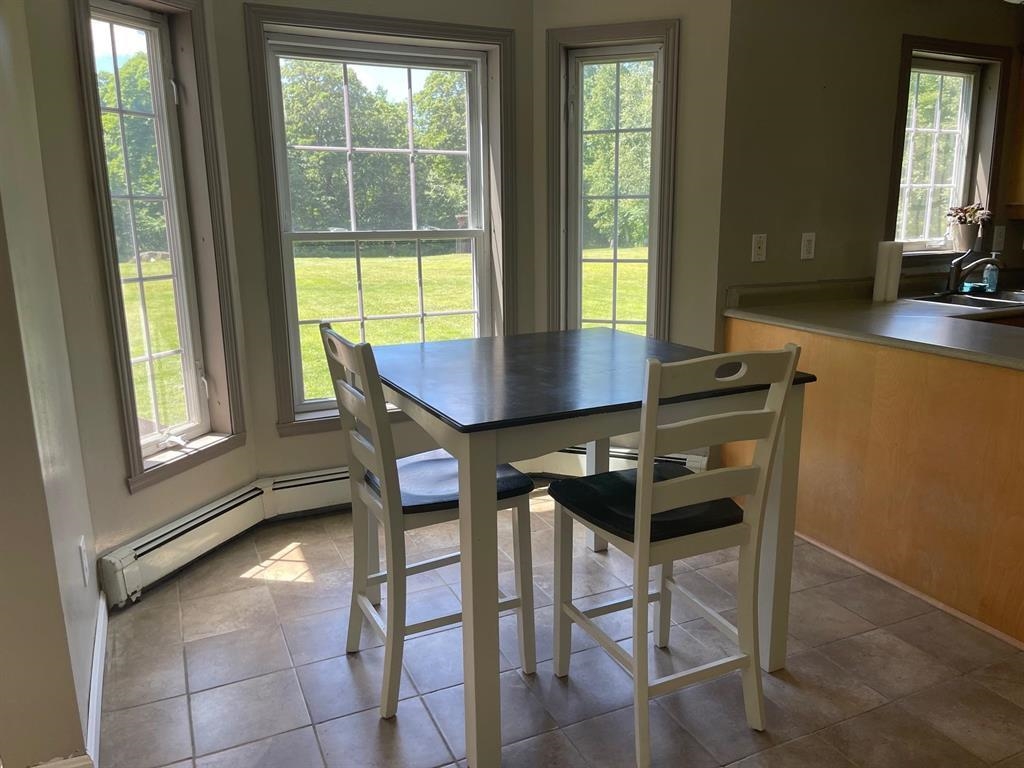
[566,46,665,336]
[89,5,209,455]
[266,36,491,409]
[895,59,980,248]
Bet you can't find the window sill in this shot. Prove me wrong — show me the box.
[128,432,246,494]
[277,405,408,438]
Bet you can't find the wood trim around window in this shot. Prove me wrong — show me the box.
[546,20,679,339]
[72,0,247,489]
[243,3,518,430]
[885,35,1013,242]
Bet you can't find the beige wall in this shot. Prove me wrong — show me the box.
[717,0,1024,343]
[0,0,93,763]
[532,0,732,351]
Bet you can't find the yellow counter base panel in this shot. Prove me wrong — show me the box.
[724,317,1024,643]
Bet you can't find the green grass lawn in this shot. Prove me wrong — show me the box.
[119,247,650,413]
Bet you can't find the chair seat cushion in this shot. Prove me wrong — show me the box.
[366,449,535,514]
[547,463,743,542]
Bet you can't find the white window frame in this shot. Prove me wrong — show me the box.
[564,43,666,335]
[896,57,981,251]
[265,33,493,412]
[90,0,210,456]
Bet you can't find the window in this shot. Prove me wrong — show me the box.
[887,37,1013,251]
[569,51,661,336]
[76,0,245,488]
[547,21,678,339]
[895,60,979,246]
[89,5,208,455]
[266,36,491,409]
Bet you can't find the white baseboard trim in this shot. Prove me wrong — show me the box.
[39,755,94,768]
[797,532,1024,651]
[86,593,107,764]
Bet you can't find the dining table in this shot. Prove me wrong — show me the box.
[373,327,815,767]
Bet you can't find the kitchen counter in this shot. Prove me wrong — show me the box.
[724,298,1024,371]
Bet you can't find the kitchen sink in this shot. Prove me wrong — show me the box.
[910,291,1024,308]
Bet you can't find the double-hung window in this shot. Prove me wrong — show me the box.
[895,59,980,247]
[89,4,209,455]
[265,35,491,408]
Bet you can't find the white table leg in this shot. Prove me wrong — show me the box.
[457,431,501,767]
[758,385,805,672]
[585,438,610,552]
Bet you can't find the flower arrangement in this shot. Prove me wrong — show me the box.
[946,202,992,225]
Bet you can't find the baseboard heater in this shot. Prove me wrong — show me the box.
[99,467,352,607]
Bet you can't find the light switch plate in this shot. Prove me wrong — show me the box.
[751,234,767,262]
[801,232,816,260]
[993,225,1006,251]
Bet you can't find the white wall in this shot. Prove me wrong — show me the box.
[532,0,733,351]
[0,0,95,762]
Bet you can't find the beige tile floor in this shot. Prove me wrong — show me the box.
[100,489,1024,768]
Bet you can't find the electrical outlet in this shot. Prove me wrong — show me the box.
[993,225,1006,251]
[751,234,767,262]
[801,232,816,260]
[78,535,90,588]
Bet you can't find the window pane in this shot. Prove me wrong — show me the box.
[424,313,474,341]
[279,58,347,147]
[133,200,171,274]
[582,199,614,254]
[133,361,157,437]
[928,190,952,241]
[616,261,648,322]
[582,62,616,131]
[617,198,650,252]
[939,75,965,130]
[618,323,646,336]
[909,136,933,184]
[92,21,117,108]
[112,199,136,268]
[422,240,473,312]
[144,278,183,354]
[293,241,359,321]
[123,115,162,195]
[121,280,147,359]
[353,153,412,230]
[102,113,127,195]
[347,63,409,149]
[299,322,345,402]
[915,72,940,128]
[359,240,418,316]
[153,353,187,429]
[934,133,957,186]
[618,131,651,195]
[904,187,928,240]
[415,154,469,229]
[582,133,615,197]
[582,261,613,321]
[412,69,468,151]
[113,24,153,113]
[287,149,351,232]
[618,60,654,129]
[364,317,421,345]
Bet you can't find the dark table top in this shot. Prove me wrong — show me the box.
[373,328,815,433]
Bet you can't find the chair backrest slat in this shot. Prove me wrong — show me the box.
[320,323,403,534]
[654,410,775,456]
[632,344,800,576]
[649,465,760,514]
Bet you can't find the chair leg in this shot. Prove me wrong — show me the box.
[632,570,652,768]
[512,498,536,675]
[346,502,369,654]
[366,513,382,606]
[552,502,574,678]
[737,542,766,731]
[380,527,406,719]
[653,563,672,649]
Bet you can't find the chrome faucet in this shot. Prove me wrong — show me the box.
[947,251,1005,292]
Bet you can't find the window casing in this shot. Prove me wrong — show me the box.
[566,45,664,337]
[895,58,980,249]
[89,3,209,456]
[265,34,492,411]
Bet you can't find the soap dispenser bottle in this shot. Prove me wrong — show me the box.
[984,255,1000,293]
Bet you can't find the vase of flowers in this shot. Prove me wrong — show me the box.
[946,203,991,252]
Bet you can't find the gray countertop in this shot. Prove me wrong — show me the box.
[724,298,1024,371]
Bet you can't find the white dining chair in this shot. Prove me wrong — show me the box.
[320,323,537,718]
[547,345,801,767]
